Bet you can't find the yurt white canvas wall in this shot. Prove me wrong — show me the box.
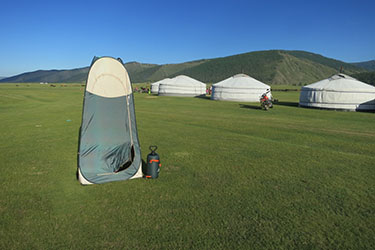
[158,75,206,97]
[299,74,375,111]
[151,78,170,94]
[211,74,271,102]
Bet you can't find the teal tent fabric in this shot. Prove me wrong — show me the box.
[78,57,142,184]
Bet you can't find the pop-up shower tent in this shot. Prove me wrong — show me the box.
[78,57,143,184]
[299,74,375,111]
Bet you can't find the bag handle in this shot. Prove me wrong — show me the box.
[149,145,158,154]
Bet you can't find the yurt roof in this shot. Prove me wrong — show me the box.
[213,73,270,89]
[302,74,375,92]
[151,78,170,86]
[161,75,205,86]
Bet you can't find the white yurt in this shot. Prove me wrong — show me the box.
[158,75,206,97]
[211,73,271,102]
[299,74,375,111]
[150,78,170,94]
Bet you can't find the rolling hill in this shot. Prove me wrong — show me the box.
[351,60,375,71]
[351,72,375,86]
[0,67,90,83]
[0,50,367,85]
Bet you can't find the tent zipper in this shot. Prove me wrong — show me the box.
[114,94,135,174]
[126,95,134,146]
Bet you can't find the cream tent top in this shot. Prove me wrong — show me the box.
[299,74,375,111]
[158,75,206,97]
[211,73,271,102]
[86,57,132,98]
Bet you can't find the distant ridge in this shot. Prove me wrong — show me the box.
[351,60,375,71]
[351,72,375,86]
[0,50,367,85]
[0,67,90,83]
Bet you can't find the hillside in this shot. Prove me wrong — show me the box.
[1,67,90,83]
[146,50,363,85]
[351,60,375,71]
[351,72,375,86]
[127,59,208,83]
[0,50,366,85]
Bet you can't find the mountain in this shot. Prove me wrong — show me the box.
[0,77,6,80]
[351,72,375,86]
[0,50,366,85]
[0,67,90,83]
[351,60,375,71]
[127,59,208,83]
[128,50,364,85]
[163,50,363,85]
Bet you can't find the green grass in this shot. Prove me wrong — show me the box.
[270,85,301,90]
[0,83,374,249]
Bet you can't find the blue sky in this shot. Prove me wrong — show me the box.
[1,0,374,76]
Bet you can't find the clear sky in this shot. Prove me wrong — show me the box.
[1,0,374,76]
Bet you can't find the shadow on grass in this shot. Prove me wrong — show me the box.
[76,127,81,181]
[194,95,211,100]
[239,104,262,110]
[274,101,299,107]
[357,110,375,113]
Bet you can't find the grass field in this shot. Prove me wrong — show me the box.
[0,84,374,249]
